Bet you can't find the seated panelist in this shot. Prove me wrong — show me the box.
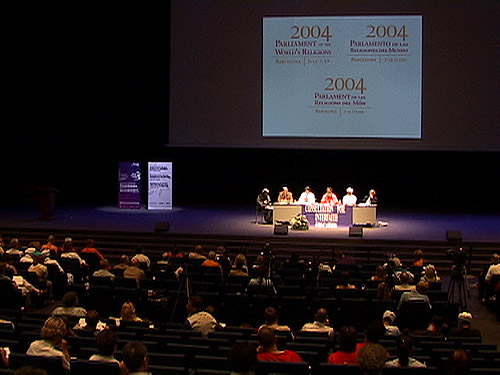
[360,189,378,206]
[342,186,357,206]
[277,186,293,204]
[256,188,273,223]
[298,186,315,204]
[320,186,338,204]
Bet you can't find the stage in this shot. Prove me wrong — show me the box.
[1,205,500,244]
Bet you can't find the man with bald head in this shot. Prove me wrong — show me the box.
[300,307,334,337]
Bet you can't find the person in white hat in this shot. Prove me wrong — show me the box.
[382,310,401,336]
[448,311,481,338]
[342,186,357,206]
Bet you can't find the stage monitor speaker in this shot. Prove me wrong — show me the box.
[154,222,170,233]
[349,227,363,237]
[274,223,288,235]
[446,230,462,242]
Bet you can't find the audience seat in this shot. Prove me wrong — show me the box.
[256,360,310,375]
[70,359,121,375]
[9,353,66,375]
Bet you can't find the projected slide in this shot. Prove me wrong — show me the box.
[262,16,422,139]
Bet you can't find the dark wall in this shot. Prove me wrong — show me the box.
[1,2,499,213]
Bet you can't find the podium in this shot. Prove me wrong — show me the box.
[352,206,377,226]
[36,187,59,220]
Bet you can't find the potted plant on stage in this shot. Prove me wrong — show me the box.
[290,214,309,231]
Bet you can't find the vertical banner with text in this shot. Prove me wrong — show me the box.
[118,162,142,209]
[148,161,173,210]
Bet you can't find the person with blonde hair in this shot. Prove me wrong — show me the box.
[120,301,142,322]
[229,254,249,277]
[26,317,70,371]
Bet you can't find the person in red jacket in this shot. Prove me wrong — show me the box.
[257,327,302,362]
[328,325,359,365]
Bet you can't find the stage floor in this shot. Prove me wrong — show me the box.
[1,205,500,243]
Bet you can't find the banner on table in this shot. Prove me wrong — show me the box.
[303,204,352,227]
[118,162,142,209]
[148,161,172,210]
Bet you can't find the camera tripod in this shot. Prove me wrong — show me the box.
[447,269,469,309]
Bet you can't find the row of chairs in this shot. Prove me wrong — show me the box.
[4,353,499,375]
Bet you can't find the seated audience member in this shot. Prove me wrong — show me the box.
[382,310,400,336]
[480,253,500,300]
[89,329,127,374]
[201,251,222,269]
[394,272,415,291]
[189,244,207,260]
[228,342,257,375]
[257,327,302,362]
[26,316,70,371]
[229,254,249,277]
[28,251,53,299]
[120,301,143,323]
[20,242,41,263]
[123,258,146,284]
[184,295,220,337]
[300,307,334,338]
[370,266,387,282]
[131,246,150,271]
[60,238,87,267]
[73,309,106,334]
[52,291,87,318]
[342,186,357,206]
[447,349,472,375]
[121,342,149,375]
[44,250,65,274]
[259,307,291,333]
[81,239,106,261]
[448,312,481,338]
[398,280,431,309]
[386,334,426,368]
[6,238,23,257]
[357,320,387,352]
[162,247,184,259]
[113,255,130,271]
[484,253,500,283]
[422,264,441,283]
[93,259,115,279]
[335,271,357,289]
[41,235,59,256]
[412,249,428,267]
[11,271,43,308]
[377,280,394,302]
[357,343,388,375]
[320,186,338,204]
[422,315,448,337]
[327,325,358,365]
[89,329,118,361]
[335,250,357,265]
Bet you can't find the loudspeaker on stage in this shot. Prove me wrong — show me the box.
[349,227,363,237]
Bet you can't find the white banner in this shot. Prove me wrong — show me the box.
[147,162,172,210]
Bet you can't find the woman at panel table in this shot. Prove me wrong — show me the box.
[320,186,339,204]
